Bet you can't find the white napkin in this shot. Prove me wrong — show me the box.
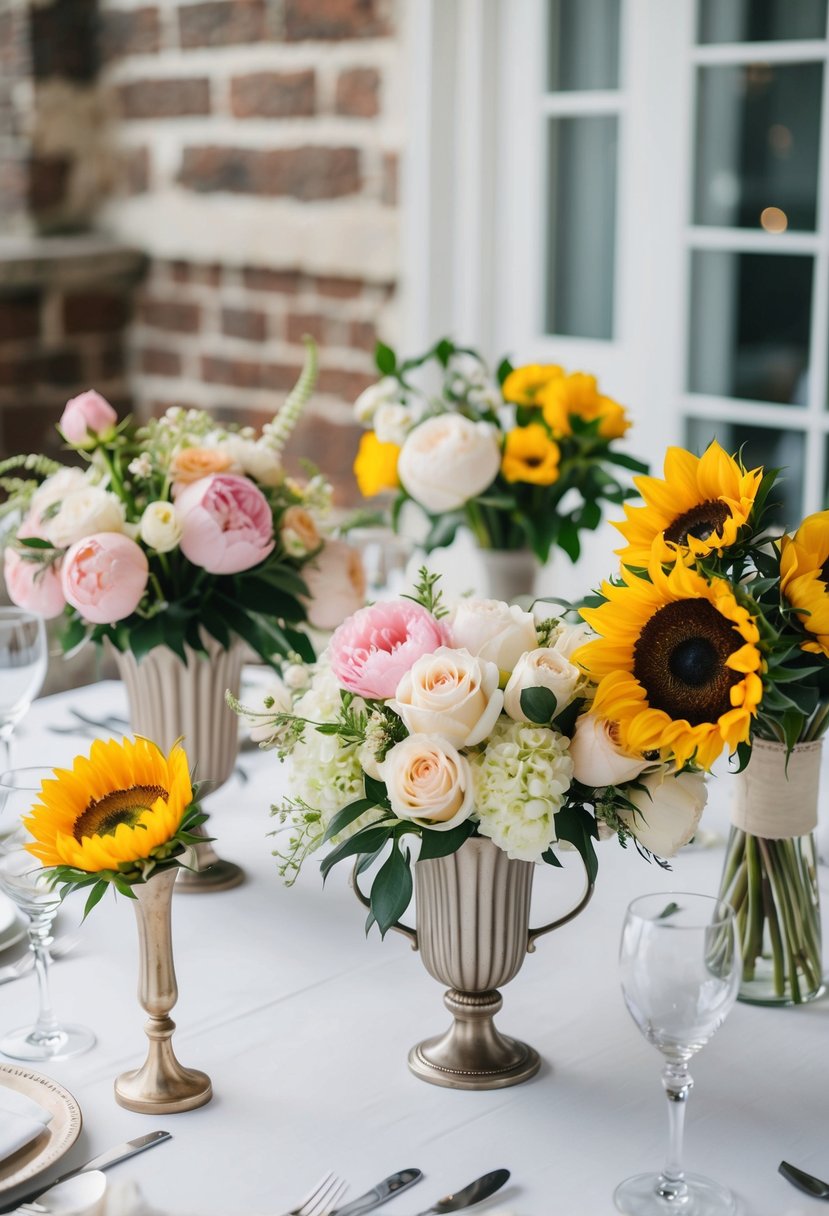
[0,1087,52,1164]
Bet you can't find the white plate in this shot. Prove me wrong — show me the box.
[0,896,26,955]
[0,1064,82,1193]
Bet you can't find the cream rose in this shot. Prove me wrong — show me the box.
[379,734,474,831]
[29,467,88,520]
[503,647,580,722]
[215,435,282,487]
[139,501,182,553]
[45,486,125,549]
[446,599,538,672]
[373,401,421,446]
[353,376,400,425]
[280,506,320,558]
[397,415,501,513]
[618,770,707,858]
[550,622,593,659]
[391,647,503,748]
[570,713,651,787]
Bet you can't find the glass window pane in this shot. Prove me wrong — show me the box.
[545,116,617,339]
[695,63,822,231]
[688,250,812,403]
[698,0,827,44]
[548,0,620,91]
[686,419,804,527]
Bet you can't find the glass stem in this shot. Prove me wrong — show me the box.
[0,727,13,775]
[28,914,61,1045]
[658,1059,693,1203]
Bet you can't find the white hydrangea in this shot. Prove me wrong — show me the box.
[471,719,574,862]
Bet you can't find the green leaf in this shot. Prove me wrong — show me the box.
[364,774,391,809]
[423,511,464,552]
[375,342,397,375]
[417,819,475,860]
[557,519,581,563]
[496,357,513,386]
[322,798,378,844]
[82,882,109,920]
[602,451,650,474]
[434,338,456,367]
[283,627,316,663]
[320,825,392,880]
[370,842,413,937]
[17,536,54,550]
[128,616,167,663]
[540,847,563,868]
[520,686,558,724]
[555,805,599,884]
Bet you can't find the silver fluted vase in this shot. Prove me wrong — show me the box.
[112,633,244,892]
[115,868,212,1113]
[354,834,594,1090]
[477,549,537,602]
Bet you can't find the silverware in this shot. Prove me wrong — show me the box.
[404,1169,510,1216]
[779,1160,829,1199]
[331,1170,422,1216]
[280,1172,348,1216]
[0,1129,171,1214]
[0,936,78,985]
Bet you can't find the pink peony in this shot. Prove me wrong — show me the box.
[3,548,66,619]
[59,390,118,446]
[176,474,274,575]
[329,600,445,701]
[61,532,148,624]
[302,540,366,631]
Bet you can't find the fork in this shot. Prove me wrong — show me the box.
[0,936,79,985]
[280,1173,348,1216]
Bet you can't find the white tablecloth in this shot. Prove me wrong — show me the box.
[4,681,829,1216]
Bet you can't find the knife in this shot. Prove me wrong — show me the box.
[779,1160,829,1200]
[0,1129,171,1213]
[330,1169,423,1216]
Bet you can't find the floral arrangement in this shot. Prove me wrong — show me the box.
[0,340,365,663]
[25,736,204,914]
[351,338,646,563]
[231,571,707,936]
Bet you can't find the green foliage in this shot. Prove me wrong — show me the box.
[402,566,449,619]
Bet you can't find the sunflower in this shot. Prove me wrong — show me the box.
[780,510,829,658]
[573,559,764,770]
[536,372,630,439]
[501,424,561,485]
[501,363,563,406]
[615,442,762,568]
[25,736,193,873]
[353,432,400,497]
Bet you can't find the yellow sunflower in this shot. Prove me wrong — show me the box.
[615,442,762,568]
[573,558,764,770]
[25,737,193,873]
[501,363,564,406]
[536,372,630,439]
[780,510,829,658]
[501,424,561,485]
[353,432,400,497]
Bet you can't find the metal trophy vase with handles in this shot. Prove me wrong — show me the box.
[112,633,244,892]
[353,834,594,1090]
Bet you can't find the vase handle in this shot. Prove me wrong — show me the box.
[350,861,418,950]
[527,855,595,953]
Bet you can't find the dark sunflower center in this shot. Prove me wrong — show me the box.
[663,500,731,547]
[73,785,168,842]
[524,455,543,467]
[820,557,829,586]
[633,599,742,726]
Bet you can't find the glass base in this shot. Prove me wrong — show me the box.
[1,1022,96,1062]
[614,1172,736,1215]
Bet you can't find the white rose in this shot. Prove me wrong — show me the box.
[45,486,125,548]
[551,622,594,659]
[397,415,501,513]
[618,770,707,858]
[218,435,282,487]
[570,713,651,787]
[283,663,310,691]
[353,377,400,425]
[391,647,504,748]
[30,467,88,518]
[447,599,538,672]
[302,540,366,631]
[139,501,182,553]
[503,648,580,722]
[379,734,474,831]
[373,401,422,447]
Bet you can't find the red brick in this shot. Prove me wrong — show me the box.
[40,348,84,384]
[31,0,98,82]
[178,145,361,200]
[101,7,161,59]
[140,347,182,377]
[95,342,127,380]
[167,261,222,287]
[139,297,201,333]
[0,355,39,388]
[202,355,263,388]
[178,0,267,48]
[313,275,364,299]
[63,292,129,335]
[0,295,41,343]
[317,368,375,398]
[221,308,267,342]
[286,312,325,344]
[119,146,150,194]
[241,267,301,293]
[284,413,364,505]
[262,363,304,391]
[381,150,397,205]
[118,78,211,120]
[335,67,380,117]
[349,319,376,352]
[231,70,315,119]
[284,0,390,41]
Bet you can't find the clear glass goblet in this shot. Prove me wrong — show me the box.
[0,609,48,771]
[614,892,742,1216]
[0,769,96,1061]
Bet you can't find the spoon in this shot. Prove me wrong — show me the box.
[20,1170,107,1215]
[404,1169,510,1216]
[779,1160,829,1199]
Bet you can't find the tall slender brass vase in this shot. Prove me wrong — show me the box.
[113,634,244,891]
[115,868,212,1113]
[354,835,594,1090]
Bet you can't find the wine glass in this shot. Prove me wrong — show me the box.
[0,609,48,771]
[615,892,742,1216]
[0,768,96,1061]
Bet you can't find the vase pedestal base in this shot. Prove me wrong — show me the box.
[176,837,245,894]
[407,988,541,1091]
[115,1059,213,1114]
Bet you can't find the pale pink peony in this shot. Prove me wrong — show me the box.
[3,548,66,619]
[61,533,148,624]
[59,390,118,446]
[302,540,366,631]
[329,600,445,701]
[176,474,274,575]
